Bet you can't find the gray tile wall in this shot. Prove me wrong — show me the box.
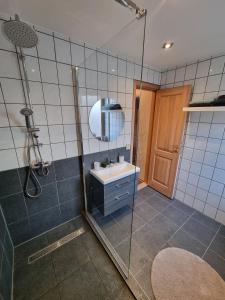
[0,157,82,246]
[161,55,225,225]
[0,207,13,300]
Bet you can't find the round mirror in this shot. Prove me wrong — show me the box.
[89,98,125,142]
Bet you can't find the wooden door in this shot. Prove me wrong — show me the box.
[148,85,191,198]
[136,89,155,182]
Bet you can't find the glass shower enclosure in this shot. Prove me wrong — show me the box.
[72,13,147,281]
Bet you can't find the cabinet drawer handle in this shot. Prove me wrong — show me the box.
[115,192,129,200]
[115,181,130,188]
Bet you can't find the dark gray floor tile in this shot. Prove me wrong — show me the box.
[125,275,150,300]
[203,250,225,280]
[132,212,146,232]
[171,200,195,215]
[14,235,49,270]
[37,287,61,300]
[145,195,171,212]
[167,229,207,257]
[209,233,225,259]
[0,169,21,198]
[59,261,109,300]
[133,215,178,260]
[114,285,136,300]
[138,187,155,196]
[47,216,88,244]
[162,205,189,226]
[192,211,220,231]
[218,225,225,237]
[14,256,56,300]
[52,236,90,283]
[134,262,155,300]
[134,202,159,224]
[115,238,130,268]
[129,240,152,276]
[183,217,216,246]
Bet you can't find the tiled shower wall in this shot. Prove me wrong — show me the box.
[0,14,160,246]
[161,55,225,225]
[0,207,13,300]
[0,16,161,172]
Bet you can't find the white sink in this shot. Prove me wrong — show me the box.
[90,162,140,185]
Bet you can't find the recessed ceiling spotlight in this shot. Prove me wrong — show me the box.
[162,42,174,49]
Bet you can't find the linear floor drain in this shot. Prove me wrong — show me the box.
[28,227,86,264]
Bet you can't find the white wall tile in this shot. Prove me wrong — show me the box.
[59,85,74,105]
[43,83,60,105]
[219,198,225,212]
[6,103,25,126]
[71,43,84,67]
[0,149,18,171]
[64,124,77,141]
[195,187,208,201]
[194,77,207,94]
[212,112,225,124]
[1,78,24,103]
[85,48,97,70]
[55,38,71,64]
[62,106,76,124]
[197,123,210,137]
[25,56,41,81]
[209,180,224,196]
[108,55,117,75]
[126,62,134,79]
[11,127,26,148]
[57,63,73,86]
[209,124,225,139]
[0,50,20,79]
[0,127,14,149]
[193,199,204,212]
[98,72,107,90]
[185,64,197,80]
[134,64,141,80]
[97,52,107,72]
[205,75,221,92]
[51,143,66,160]
[118,77,126,93]
[166,70,175,84]
[198,176,211,190]
[86,89,97,106]
[219,74,225,91]
[201,165,214,179]
[29,82,44,104]
[0,104,9,126]
[196,60,210,78]
[86,70,97,89]
[209,56,225,75]
[46,105,62,124]
[65,141,78,158]
[126,79,133,93]
[220,140,225,155]
[32,105,47,125]
[204,204,217,218]
[49,125,64,143]
[77,68,85,87]
[216,154,225,169]
[207,192,221,208]
[204,151,217,166]
[118,59,126,77]
[37,32,55,60]
[174,67,185,83]
[40,59,58,83]
[213,168,225,184]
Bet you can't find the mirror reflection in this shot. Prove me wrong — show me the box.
[89,98,125,142]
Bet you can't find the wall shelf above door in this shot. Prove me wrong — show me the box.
[183,106,225,112]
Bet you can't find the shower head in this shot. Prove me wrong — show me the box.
[20,107,33,116]
[114,0,147,19]
[2,14,38,48]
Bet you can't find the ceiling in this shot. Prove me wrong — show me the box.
[1,0,225,70]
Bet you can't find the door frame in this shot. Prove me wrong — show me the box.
[130,80,160,166]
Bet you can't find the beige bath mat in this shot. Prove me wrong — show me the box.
[151,247,225,300]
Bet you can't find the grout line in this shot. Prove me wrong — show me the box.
[202,224,222,258]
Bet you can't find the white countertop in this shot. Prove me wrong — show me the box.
[90,162,140,185]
